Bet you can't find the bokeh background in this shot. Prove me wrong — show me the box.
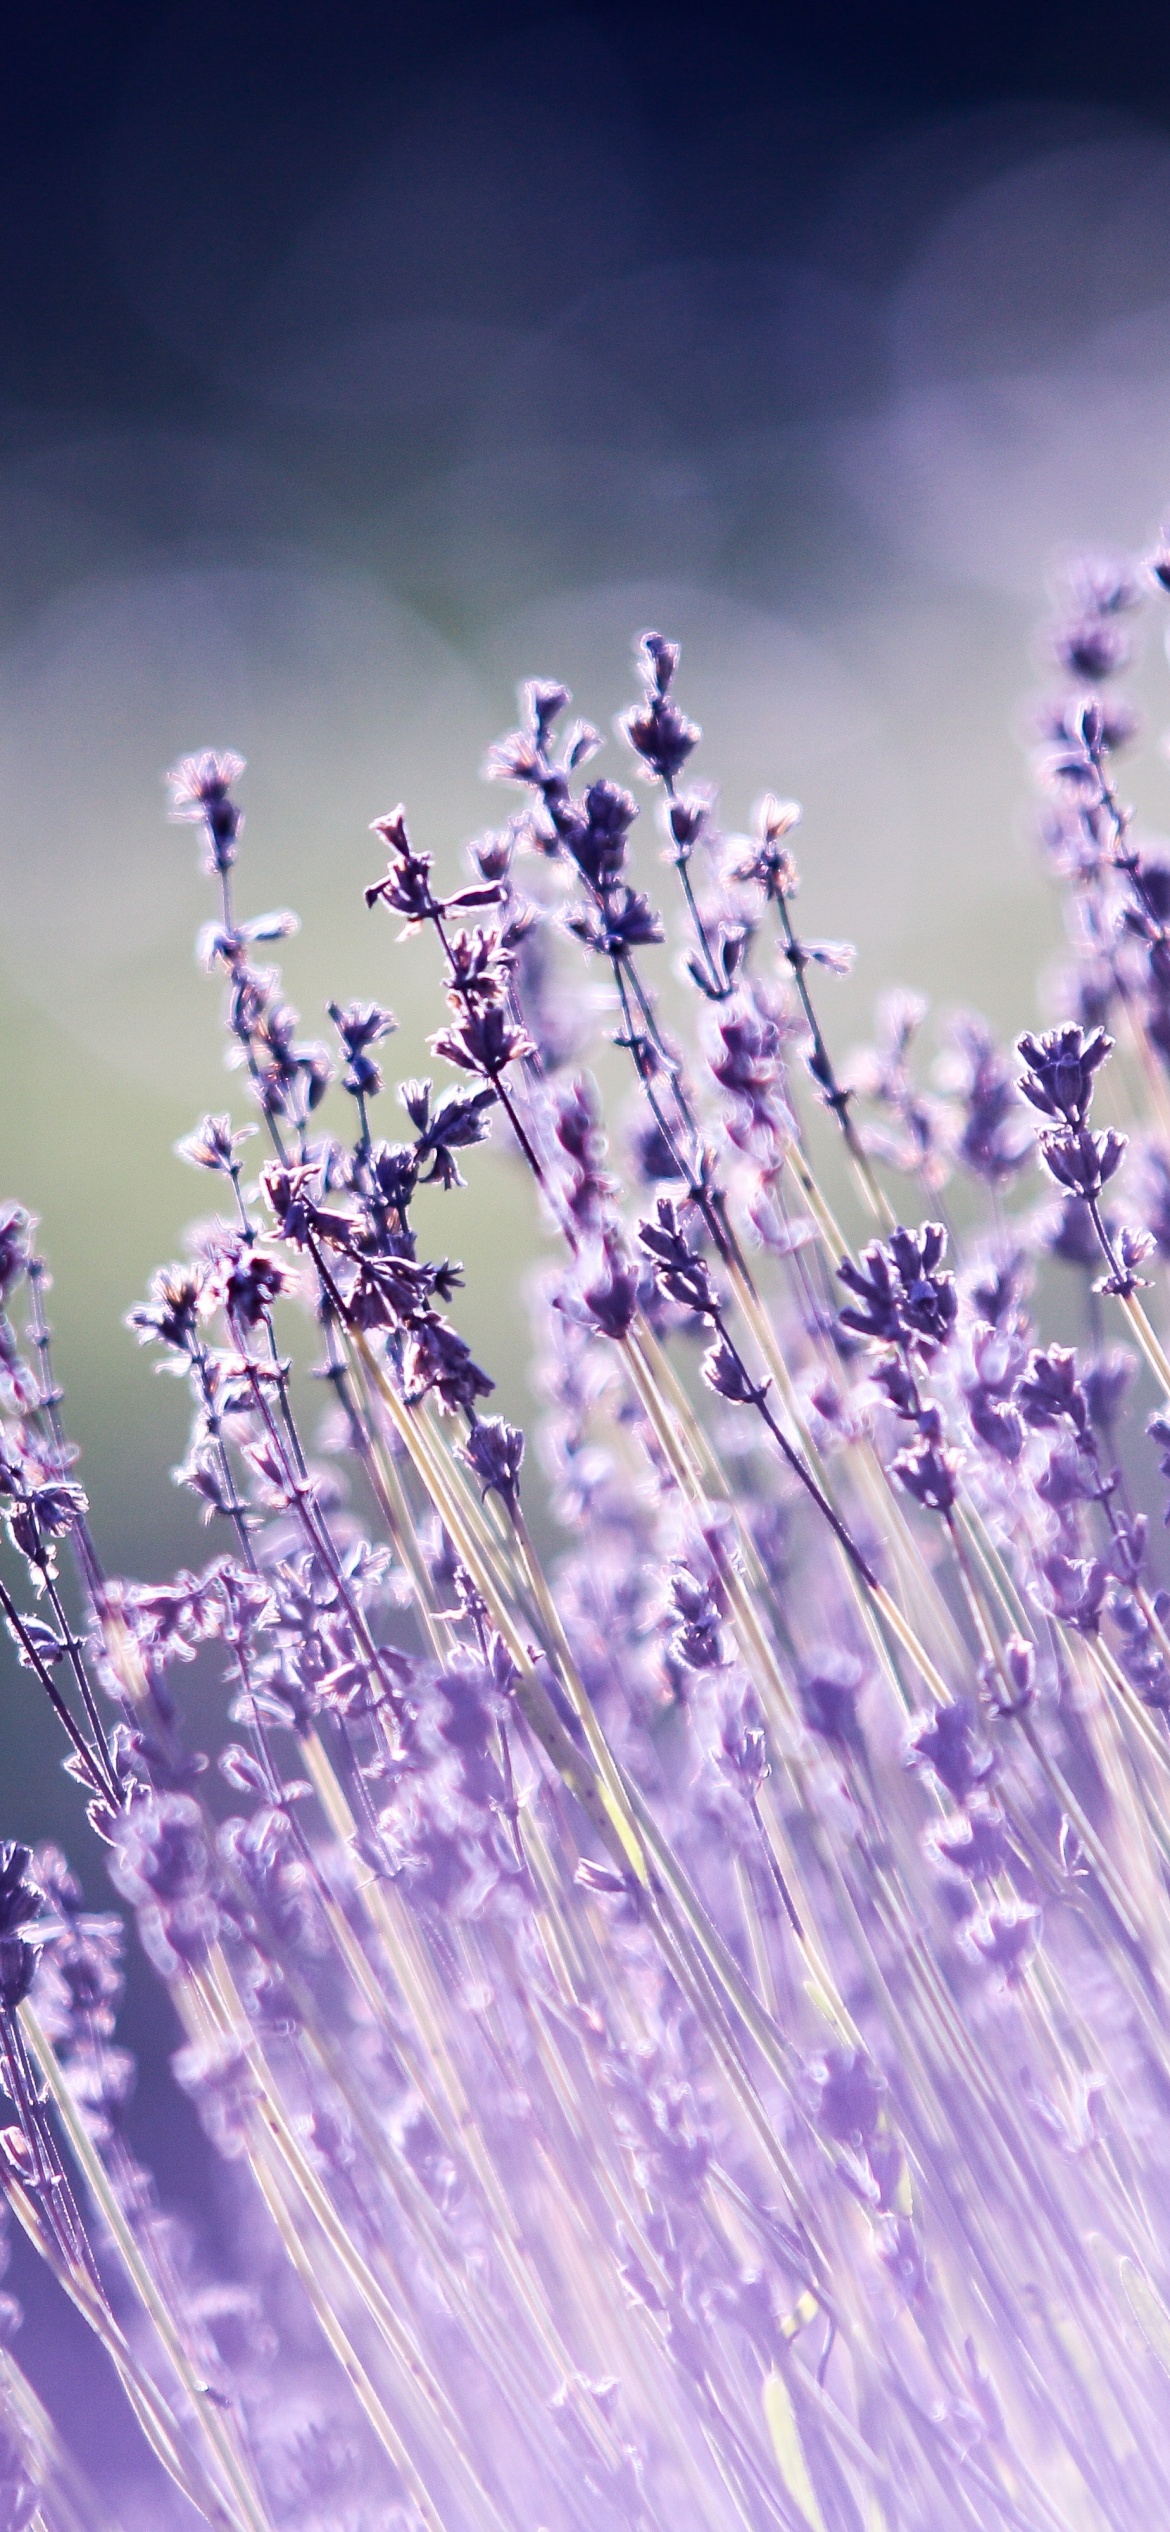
[11,0,1170,2492]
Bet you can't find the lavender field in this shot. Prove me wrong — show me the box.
[12,9,1170,2527]
[6,540,1170,2527]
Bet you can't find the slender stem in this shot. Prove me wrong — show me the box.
[675,853,725,995]
[241,2134,451,2532]
[0,2344,123,2532]
[21,2008,273,2532]
[745,1360,879,1588]
[197,1950,518,2532]
[24,1260,108,1605]
[430,906,546,1181]
[39,1566,120,1792]
[1119,1285,1170,1402]
[347,1322,634,1861]
[0,2167,243,2530]
[0,1573,116,1801]
[774,893,893,1227]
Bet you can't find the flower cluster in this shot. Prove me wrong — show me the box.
[10,554,1170,2532]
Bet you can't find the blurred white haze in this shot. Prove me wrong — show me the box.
[6,30,1170,1604]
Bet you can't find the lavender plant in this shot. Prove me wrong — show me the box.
[11,537,1170,2532]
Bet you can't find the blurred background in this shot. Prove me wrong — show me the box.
[9,0,1170,2483]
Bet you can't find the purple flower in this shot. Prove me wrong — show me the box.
[666,790,713,863]
[175,1113,257,1176]
[403,1316,495,1415]
[890,1436,958,1515]
[1039,1124,1126,1202]
[965,1325,1027,1462]
[564,779,640,893]
[578,1236,638,1340]
[366,807,505,942]
[619,632,701,786]
[798,1649,865,1748]
[812,2047,885,2147]
[458,1418,525,1514]
[907,1700,995,1805]
[966,1388,1025,1462]
[109,1795,220,1977]
[1094,1221,1154,1297]
[702,1332,766,1406]
[1084,1346,1137,1429]
[1017,1025,1113,1129]
[0,1205,31,1304]
[166,749,245,874]
[1037,1551,1108,1634]
[638,1200,720,1320]
[1035,1440,1096,1513]
[0,1844,41,2014]
[211,1242,288,1330]
[568,886,664,959]
[327,999,397,1102]
[929,1801,1010,1883]
[1017,1345,1088,1436]
[430,1002,535,1082]
[127,1264,207,1356]
[735,794,801,902]
[962,1902,1041,1987]
[838,1222,956,1354]
[710,1010,791,1139]
[668,1568,727,1672]
[630,1119,683,1184]
[486,677,573,780]
[941,1014,1032,1186]
[1051,617,1131,682]
[1036,1194,1107,1270]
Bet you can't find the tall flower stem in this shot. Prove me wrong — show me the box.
[772,890,895,1230]
[188,1948,519,2532]
[0,2161,243,2530]
[239,2136,451,2532]
[20,2006,273,2532]
[0,2346,121,2532]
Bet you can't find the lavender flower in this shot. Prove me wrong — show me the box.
[12,541,1170,2532]
[167,749,246,876]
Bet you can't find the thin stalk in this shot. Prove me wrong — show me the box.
[35,1565,121,1794]
[632,1318,942,1724]
[354,1410,452,1659]
[232,1341,396,1693]
[0,2346,123,2532]
[240,2130,452,2532]
[304,1733,578,2297]
[0,2169,242,2530]
[1090,1630,1170,1799]
[1078,1640,1170,1932]
[506,1496,869,2277]
[0,1572,116,1803]
[839,1840,1146,2462]
[195,1949,524,2532]
[303,1726,695,2521]
[936,1514,1153,1956]
[352,1335,852,2287]
[1118,1285,1170,1402]
[773,891,894,1229]
[20,2007,272,2532]
[783,1141,852,1260]
[196,1958,468,2428]
[719,1261,957,1702]
[257,1860,613,2528]
[349,1324,641,1868]
[953,1499,1035,1647]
